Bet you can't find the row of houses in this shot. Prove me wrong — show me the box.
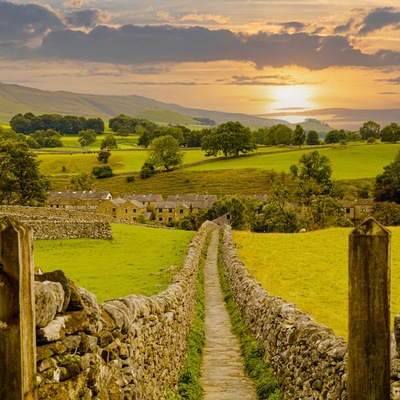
[48,191,218,224]
[47,190,375,225]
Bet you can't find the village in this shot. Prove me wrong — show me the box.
[47,190,375,226]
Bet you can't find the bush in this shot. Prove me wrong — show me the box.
[140,162,155,179]
[125,175,135,183]
[92,165,113,179]
[97,150,111,163]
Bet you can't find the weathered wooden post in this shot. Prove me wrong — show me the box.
[348,217,391,399]
[0,217,36,400]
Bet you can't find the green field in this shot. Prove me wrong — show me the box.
[187,144,400,179]
[33,224,196,303]
[233,227,400,340]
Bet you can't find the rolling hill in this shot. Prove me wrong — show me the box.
[0,82,332,132]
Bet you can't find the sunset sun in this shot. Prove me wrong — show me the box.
[270,85,314,111]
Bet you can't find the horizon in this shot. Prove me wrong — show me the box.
[2,1,400,130]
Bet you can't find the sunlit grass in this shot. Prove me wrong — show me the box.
[34,224,196,303]
[233,227,400,340]
[188,144,400,179]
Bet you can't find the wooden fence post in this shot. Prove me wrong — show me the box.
[348,217,391,400]
[0,217,36,400]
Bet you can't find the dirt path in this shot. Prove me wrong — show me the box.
[200,228,258,400]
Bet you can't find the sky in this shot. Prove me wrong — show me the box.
[2,1,400,129]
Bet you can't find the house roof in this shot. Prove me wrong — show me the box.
[166,194,217,202]
[155,201,190,209]
[124,193,164,202]
[48,190,112,201]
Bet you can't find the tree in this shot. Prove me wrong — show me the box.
[291,150,332,186]
[70,171,94,190]
[140,162,156,179]
[306,130,320,145]
[359,121,380,140]
[265,124,293,146]
[86,118,105,134]
[0,140,50,205]
[372,202,400,226]
[78,129,97,148]
[201,121,256,158]
[146,135,184,171]
[100,134,117,150]
[374,150,400,203]
[92,165,113,178]
[30,129,63,148]
[324,129,346,144]
[380,122,400,143]
[98,150,111,163]
[292,124,306,147]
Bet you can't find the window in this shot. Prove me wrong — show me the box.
[125,209,128,213]
[159,208,162,212]
[346,208,350,214]
[168,217,173,222]
[133,209,136,213]
[133,217,137,221]
[361,207,366,213]
[112,208,116,212]
[159,217,163,222]
[169,208,173,213]
[180,209,184,214]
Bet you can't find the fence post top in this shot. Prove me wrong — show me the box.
[0,216,29,233]
[350,217,391,237]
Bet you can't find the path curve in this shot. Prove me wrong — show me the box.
[200,228,258,400]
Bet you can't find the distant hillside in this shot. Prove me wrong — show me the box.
[0,83,334,132]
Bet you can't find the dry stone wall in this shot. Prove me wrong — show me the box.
[33,221,215,400]
[221,224,400,399]
[0,206,112,239]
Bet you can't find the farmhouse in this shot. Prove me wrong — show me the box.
[341,199,374,222]
[154,201,191,223]
[48,190,112,211]
[123,193,164,211]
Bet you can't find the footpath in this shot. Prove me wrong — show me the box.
[200,228,258,400]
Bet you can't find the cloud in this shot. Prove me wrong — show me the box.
[227,74,309,85]
[358,7,400,35]
[63,0,93,9]
[180,13,230,24]
[65,9,109,27]
[375,76,400,85]
[26,25,398,69]
[0,1,63,46]
[2,1,400,70]
[280,22,306,33]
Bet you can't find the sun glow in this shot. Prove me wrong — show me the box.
[270,85,314,112]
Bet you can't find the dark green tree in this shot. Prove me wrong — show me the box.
[140,162,156,179]
[372,202,400,225]
[0,140,50,205]
[265,124,293,146]
[86,118,105,134]
[97,150,111,163]
[359,121,380,140]
[201,121,256,158]
[374,150,400,203]
[100,134,117,150]
[291,150,332,186]
[306,130,320,145]
[78,129,97,148]
[380,123,400,143]
[292,124,306,147]
[324,129,346,144]
[146,135,184,170]
[30,129,63,148]
[92,165,113,179]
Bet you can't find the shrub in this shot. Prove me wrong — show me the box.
[140,162,155,179]
[97,150,111,163]
[92,165,113,179]
[125,175,135,183]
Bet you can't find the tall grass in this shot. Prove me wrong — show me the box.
[233,227,400,339]
[33,224,196,302]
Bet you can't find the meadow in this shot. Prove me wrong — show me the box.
[37,142,400,181]
[232,227,400,340]
[33,224,196,303]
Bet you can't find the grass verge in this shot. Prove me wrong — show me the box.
[217,234,281,400]
[169,234,209,399]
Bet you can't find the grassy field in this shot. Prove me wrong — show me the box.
[187,143,400,179]
[233,227,400,340]
[33,224,196,303]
